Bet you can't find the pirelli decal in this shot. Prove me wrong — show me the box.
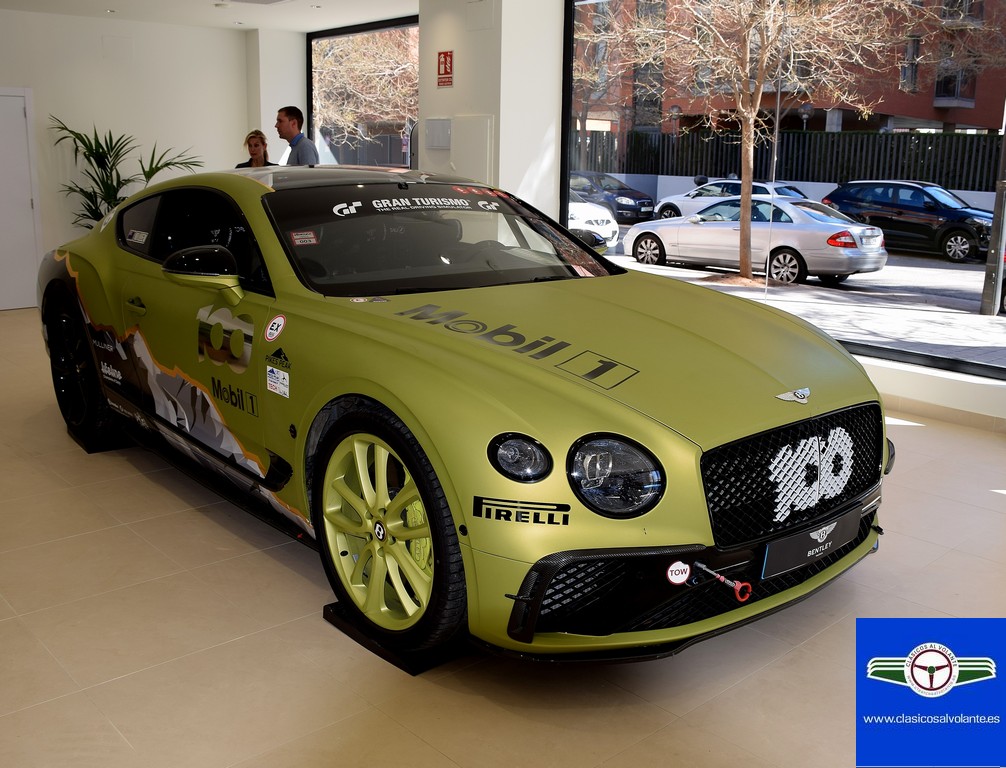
[473,497,571,526]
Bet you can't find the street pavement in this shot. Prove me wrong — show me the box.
[606,250,1006,373]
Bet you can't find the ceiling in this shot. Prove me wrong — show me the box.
[0,0,419,34]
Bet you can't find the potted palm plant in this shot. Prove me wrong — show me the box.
[50,115,203,228]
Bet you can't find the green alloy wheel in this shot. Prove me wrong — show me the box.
[313,409,466,650]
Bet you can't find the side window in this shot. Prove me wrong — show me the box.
[152,189,273,295]
[896,186,926,207]
[723,183,742,196]
[701,201,741,221]
[569,175,591,193]
[118,196,161,258]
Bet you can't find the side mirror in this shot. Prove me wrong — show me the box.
[163,245,244,306]
[687,215,704,224]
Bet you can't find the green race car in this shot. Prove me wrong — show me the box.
[38,167,893,660]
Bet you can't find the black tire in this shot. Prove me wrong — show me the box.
[633,234,667,266]
[767,249,808,284]
[311,404,466,651]
[818,274,850,287]
[941,230,977,262]
[658,205,680,219]
[43,295,123,453]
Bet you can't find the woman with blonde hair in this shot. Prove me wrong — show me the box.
[235,129,277,168]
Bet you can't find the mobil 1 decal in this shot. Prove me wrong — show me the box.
[395,304,638,390]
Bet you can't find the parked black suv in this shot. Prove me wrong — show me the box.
[822,180,992,262]
[569,171,654,223]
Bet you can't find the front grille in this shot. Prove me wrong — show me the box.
[510,511,876,640]
[701,404,882,549]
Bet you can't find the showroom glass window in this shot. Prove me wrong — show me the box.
[563,0,1003,371]
[308,16,419,167]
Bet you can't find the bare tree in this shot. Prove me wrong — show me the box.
[312,25,419,152]
[587,0,1005,279]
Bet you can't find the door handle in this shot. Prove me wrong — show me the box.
[125,296,147,316]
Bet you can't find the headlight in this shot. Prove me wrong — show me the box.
[966,216,992,229]
[567,435,664,517]
[489,433,552,482]
[615,196,634,206]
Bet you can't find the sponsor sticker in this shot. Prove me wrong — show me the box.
[264,315,286,342]
[857,618,1005,768]
[290,230,319,247]
[266,366,290,398]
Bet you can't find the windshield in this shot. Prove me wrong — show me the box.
[598,174,631,191]
[265,183,617,296]
[922,184,969,210]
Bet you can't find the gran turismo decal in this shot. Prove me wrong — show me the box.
[372,197,473,212]
[197,305,253,373]
[333,201,362,217]
[473,497,571,526]
[769,426,854,523]
[395,304,636,389]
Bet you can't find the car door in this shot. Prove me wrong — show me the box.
[674,200,744,265]
[890,185,945,251]
[116,187,275,481]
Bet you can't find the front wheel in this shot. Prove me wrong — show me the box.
[633,234,666,266]
[942,230,977,262]
[767,249,807,284]
[658,206,680,219]
[312,405,466,651]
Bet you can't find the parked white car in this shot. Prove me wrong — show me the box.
[624,195,888,285]
[655,180,807,219]
[567,191,619,248]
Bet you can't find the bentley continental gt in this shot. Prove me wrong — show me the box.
[38,167,893,660]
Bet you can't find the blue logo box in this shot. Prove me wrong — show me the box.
[856,618,1005,768]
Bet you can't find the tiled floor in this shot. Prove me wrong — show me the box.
[0,305,1003,768]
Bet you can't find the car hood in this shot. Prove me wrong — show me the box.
[958,206,993,220]
[378,272,877,450]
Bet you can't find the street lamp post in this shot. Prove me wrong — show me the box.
[798,102,813,130]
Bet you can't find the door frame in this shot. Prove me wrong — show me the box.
[0,86,44,309]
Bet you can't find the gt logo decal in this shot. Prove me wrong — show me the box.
[769,427,854,523]
[197,305,253,373]
[333,201,362,217]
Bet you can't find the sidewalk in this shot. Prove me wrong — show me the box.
[608,253,1006,372]
[693,276,1006,371]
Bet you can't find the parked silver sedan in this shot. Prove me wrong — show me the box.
[624,196,888,285]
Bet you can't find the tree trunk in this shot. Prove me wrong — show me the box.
[738,117,756,279]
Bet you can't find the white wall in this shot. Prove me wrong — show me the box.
[0,9,252,254]
[418,0,563,218]
[249,28,309,165]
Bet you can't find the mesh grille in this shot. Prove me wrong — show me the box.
[701,404,882,549]
[531,512,876,636]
